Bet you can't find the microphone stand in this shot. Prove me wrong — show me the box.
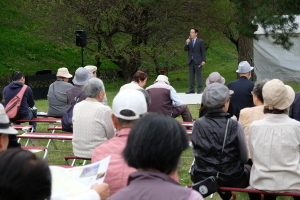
[165,50,177,76]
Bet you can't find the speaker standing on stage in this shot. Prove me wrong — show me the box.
[184,28,206,94]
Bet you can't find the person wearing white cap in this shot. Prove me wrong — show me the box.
[66,67,93,106]
[227,61,255,120]
[91,89,148,195]
[84,65,108,105]
[249,79,300,199]
[146,75,193,122]
[47,67,73,117]
[72,78,115,159]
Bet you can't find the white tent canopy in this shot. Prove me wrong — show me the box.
[253,16,300,82]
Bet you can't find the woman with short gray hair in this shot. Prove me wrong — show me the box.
[72,77,115,158]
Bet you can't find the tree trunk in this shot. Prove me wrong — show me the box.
[237,33,253,64]
[238,33,256,81]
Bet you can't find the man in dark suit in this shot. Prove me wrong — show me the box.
[228,61,255,120]
[184,28,206,94]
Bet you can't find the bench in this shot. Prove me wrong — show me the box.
[187,185,300,197]
[180,121,193,128]
[15,118,61,128]
[64,156,91,166]
[17,132,73,149]
[219,187,300,197]
[22,146,48,159]
[11,125,34,132]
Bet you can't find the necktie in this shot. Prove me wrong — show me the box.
[193,39,195,47]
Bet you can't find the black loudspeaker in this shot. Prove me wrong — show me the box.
[75,30,87,47]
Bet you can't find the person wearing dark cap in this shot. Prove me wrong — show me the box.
[227,61,255,120]
[190,83,258,200]
[199,72,226,118]
[47,67,73,117]
[66,67,93,106]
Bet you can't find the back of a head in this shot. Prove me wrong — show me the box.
[83,77,104,98]
[123,113,188,175]
[132,71,148,83]
[112,89,147,126]
[12,71,25,81]
[253,79,270,103]
[202,83,232,109]
[0,148,51,200]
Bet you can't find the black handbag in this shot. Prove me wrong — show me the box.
[191,119,230,197]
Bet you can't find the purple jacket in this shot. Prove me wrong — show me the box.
[109,171,199,200]
[3,81,35,119]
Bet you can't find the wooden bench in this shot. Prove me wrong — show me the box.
[15,118,61,128]
[64,156,91,166]
[22,146,48,159]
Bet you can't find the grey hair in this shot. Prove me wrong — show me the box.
[83,77,105,98]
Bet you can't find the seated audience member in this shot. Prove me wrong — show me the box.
[0,105,109,200]
[228,61,255,120]
[0,104,18,151]
[199,72,226,118]
[47,67,73,117]
[72,78,115,159]
[119,71,148,91]
[92,89,148,195]
[190,83,259,200]
[84,65,108,105]
[289,90,300,121]
[0,149,110,200]
[239,79,268,159]
[249,79,300,200]
[0,149,52,200]
[66,67,93,106]
[3,71,36,147]
[109,113,203,200]
[146,75,193,122]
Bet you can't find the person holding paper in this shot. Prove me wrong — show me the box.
[109,113,203,200]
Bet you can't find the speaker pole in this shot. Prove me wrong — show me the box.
[81,47,84,67]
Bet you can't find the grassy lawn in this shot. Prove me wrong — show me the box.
[18,38,298,200]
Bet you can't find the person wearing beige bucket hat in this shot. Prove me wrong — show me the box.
[47,67,73,117]
[146,75,193,122]
[249,79,300,199]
